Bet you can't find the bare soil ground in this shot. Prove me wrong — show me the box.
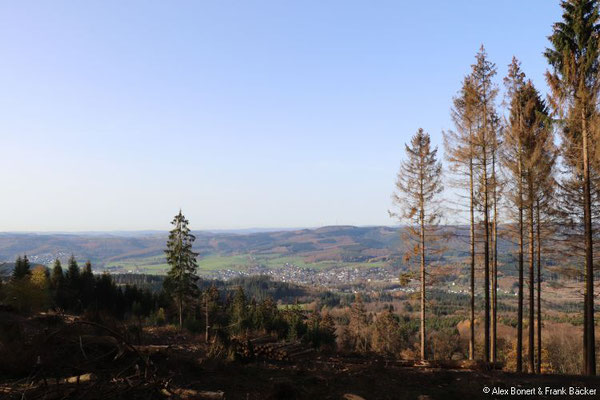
[1,313,600,400]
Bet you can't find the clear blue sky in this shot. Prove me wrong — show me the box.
[0,1,562,231]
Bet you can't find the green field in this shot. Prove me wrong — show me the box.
[105,254,250,274]
[103,252,387,275]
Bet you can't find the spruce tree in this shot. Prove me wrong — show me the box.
[164,210,199,329]
[533,130,557,373]
[229,286,248,335]
[66,255,80,282]
[65,255,81,311]
[489,111,502,364]
[347,294,370,353]
[545,0,600,376]
[391,128,444,360]
[81,261,95,308]
[50,259,67,310]
[503,57,527,372]
[471,46,498,363]
[444,76,479,360]
[51,259,63,287]
[504,59,556,373]
[12,255,31,280]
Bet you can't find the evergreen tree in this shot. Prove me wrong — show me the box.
[320,310,337,349]
[256,297,280,334]
[164,210,200,329]
[66,255,80,283]
[504,65,554,372]
[229,286,248,335]
[50,259,63,287]
[12,255,31,280]
[347,294,370,353]
[65,255,81,311]
[372,308,406,356]
[503,57,527,372]
[391,128,444,360]
[50,259,67,310]
[282,304,306,341]
[444,75,479,360]
[545,0,600,376]
[94,273,118,313]
[306,309,337,350]
[471,46,499,363]
[489,110,502,364]
[81,261,95,308]
[531,107,557,374]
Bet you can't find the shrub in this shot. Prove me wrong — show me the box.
[545,330,582,374]
[430,328,461,360]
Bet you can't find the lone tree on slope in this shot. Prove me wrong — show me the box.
[164,210,200,329]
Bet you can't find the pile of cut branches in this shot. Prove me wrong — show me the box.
[0,313,224,399]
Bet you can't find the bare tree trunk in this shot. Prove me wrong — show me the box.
[582,112,596,376]
[420,203,426,361]
[584,288,588,373]
[469,155,476,361]
[179,298,183,330]
[482,131,491,364]
[528,195,535,373]
[517,158,524,373]
[205,293,209,343]
[491,148,498,364]
[536,200,542,374]
[478,90,493,364]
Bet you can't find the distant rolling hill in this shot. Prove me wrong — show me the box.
[0,226,478,275]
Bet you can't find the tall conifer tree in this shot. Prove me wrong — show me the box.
[471,46,498,363]
[444,76,479,360]
[392,128,443,360]
[164,210,200,329]
[545,0,600,375]
[503,57,527,372]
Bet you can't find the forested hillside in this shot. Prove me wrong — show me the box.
[0,225,504,275]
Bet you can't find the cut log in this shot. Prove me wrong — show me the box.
[343,394,366,400]
[162,387,225,399]
[133,344,171,354]
[41,373,96,385]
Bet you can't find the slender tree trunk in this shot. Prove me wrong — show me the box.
[491,148,498,364]
[478,92,492,364]
[536,200,542,374]
[584,282,588,373]
[469,155,476,361]
[528,191,535,373]
[205,294,210,343]
[482,126,491,364]
[517,158,524,373]
[490,219,496,362]
[179,298,183,330]
[582,112,596,376]
[420,200,426,361]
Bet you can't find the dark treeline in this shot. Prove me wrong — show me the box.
[112,273,311,304]
[0,250,342,352]
[0,254,169,320]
